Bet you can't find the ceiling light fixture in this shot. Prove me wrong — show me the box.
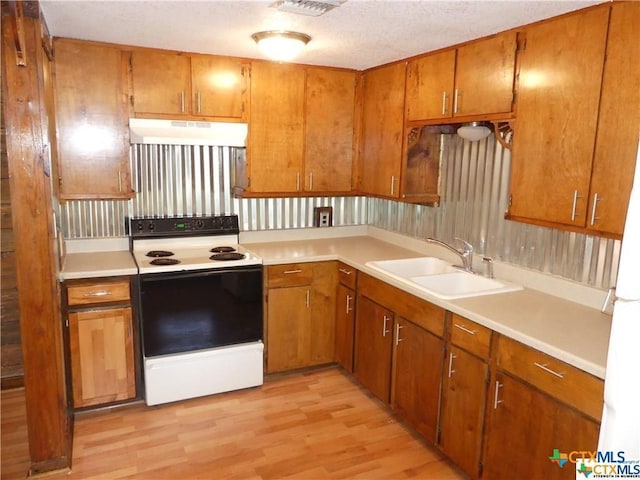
[251,30,311,62]
[456,121,492,142]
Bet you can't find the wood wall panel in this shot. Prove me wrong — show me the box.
[1,12,71,474]
[0,76,23,386]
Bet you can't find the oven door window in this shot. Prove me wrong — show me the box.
[140,266,263,357]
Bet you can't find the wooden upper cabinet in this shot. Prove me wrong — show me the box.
[405,31,515,123]
[248,62,305,193]
[304,67,356,193]
[360,62,406,198]
[406,50,455,121]
[131,50,191,116]
[131,50,247,120]
[454,31,516,117]
[53,39,133,200]
[190,55,247,119]
[586,1,640,237]
[508,6,609,228]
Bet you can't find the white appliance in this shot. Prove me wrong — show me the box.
[129,118,248,146]
[129,214,264,406]
[598,137,640,462]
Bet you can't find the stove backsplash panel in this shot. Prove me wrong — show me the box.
[58,141,619,289]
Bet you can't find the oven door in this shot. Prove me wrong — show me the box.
[139,265,263,358]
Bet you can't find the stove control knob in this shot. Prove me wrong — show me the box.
[136,221,144,231]
[194,219,205,230]
[148,222,155,231]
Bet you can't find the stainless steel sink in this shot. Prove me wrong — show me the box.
[366,257,522,299]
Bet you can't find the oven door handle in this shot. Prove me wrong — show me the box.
[140,265,263,282]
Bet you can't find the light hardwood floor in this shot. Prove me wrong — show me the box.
[1,367,466,479]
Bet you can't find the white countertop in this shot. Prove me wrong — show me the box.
[59,228,611,378]
[61,250,138,280]
[241,230,611,379]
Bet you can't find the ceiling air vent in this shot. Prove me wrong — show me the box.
[270,0,346,17]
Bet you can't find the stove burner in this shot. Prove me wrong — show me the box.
[146,250,175,258]
[150,258,181,266]
[209,252,246,261]
[210,246,236,253]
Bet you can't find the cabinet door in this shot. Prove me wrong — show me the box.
[508,8,608,227]
[266,286,311,373]
[304,67,356,193]
[586,2,640,237]
[439,346,488,478]
[454,31,516,117]
[391,318,444,443]
[190,55,247,119]
[405,50,455,121]
[335,284,355,372]
[68,307,135,408]
[131,50,191,116]
[353,295,393,403]
[360,63,406,198]
[483,373,600,480]
[249,62,305,193]
[54,40,133,199]
[309,262,337,365]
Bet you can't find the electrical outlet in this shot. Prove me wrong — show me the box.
[313,206,333,227]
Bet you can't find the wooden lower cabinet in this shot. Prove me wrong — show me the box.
[391,317,444,443]
[353,295,393,402]
[335,283,356,372]
[483,373,600,480]
[439,345,488,478]
[266,261,336,373]
[68,307,136,408]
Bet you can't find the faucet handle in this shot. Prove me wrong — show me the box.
[454,237,474,254]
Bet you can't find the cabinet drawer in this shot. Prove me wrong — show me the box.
[267,263,314,288]
[67,281,130,306]
[450,314,492,359]
[497,335,604,421]
[337,262,357,289]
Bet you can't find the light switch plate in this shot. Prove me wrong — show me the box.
[313,206,333,227]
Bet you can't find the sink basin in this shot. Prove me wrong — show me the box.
[410,271,522,299]
[367,257,457,278]
[366,257,522,299]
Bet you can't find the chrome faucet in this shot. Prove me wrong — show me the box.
[426,237,474,272]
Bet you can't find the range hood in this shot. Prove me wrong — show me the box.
[129,118,248,147]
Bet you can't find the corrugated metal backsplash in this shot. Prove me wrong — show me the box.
[58,138,619,288]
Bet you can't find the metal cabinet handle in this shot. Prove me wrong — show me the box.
[196,91,202,113]
[534,362,565,379]
[441,91,448,116]
[296,172,301,191]
[571,189,581,221]
[493,381,503,409]
[345,295,353,314]
[395,323,403,346]
[339,268,353,275]
[118,170,123,192]
[447,352,457,378]
[590,193,600,226]
[283,269,302,274]
[390,176,395,196]
[305,289,310,308]
[180,91,185,113]
[309,172,313,191]
[453,323,477,335]
[83,290,111,297]
[382,315,391,337]
[453,89,460,114]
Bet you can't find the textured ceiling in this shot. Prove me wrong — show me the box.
[39,0,603,70]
